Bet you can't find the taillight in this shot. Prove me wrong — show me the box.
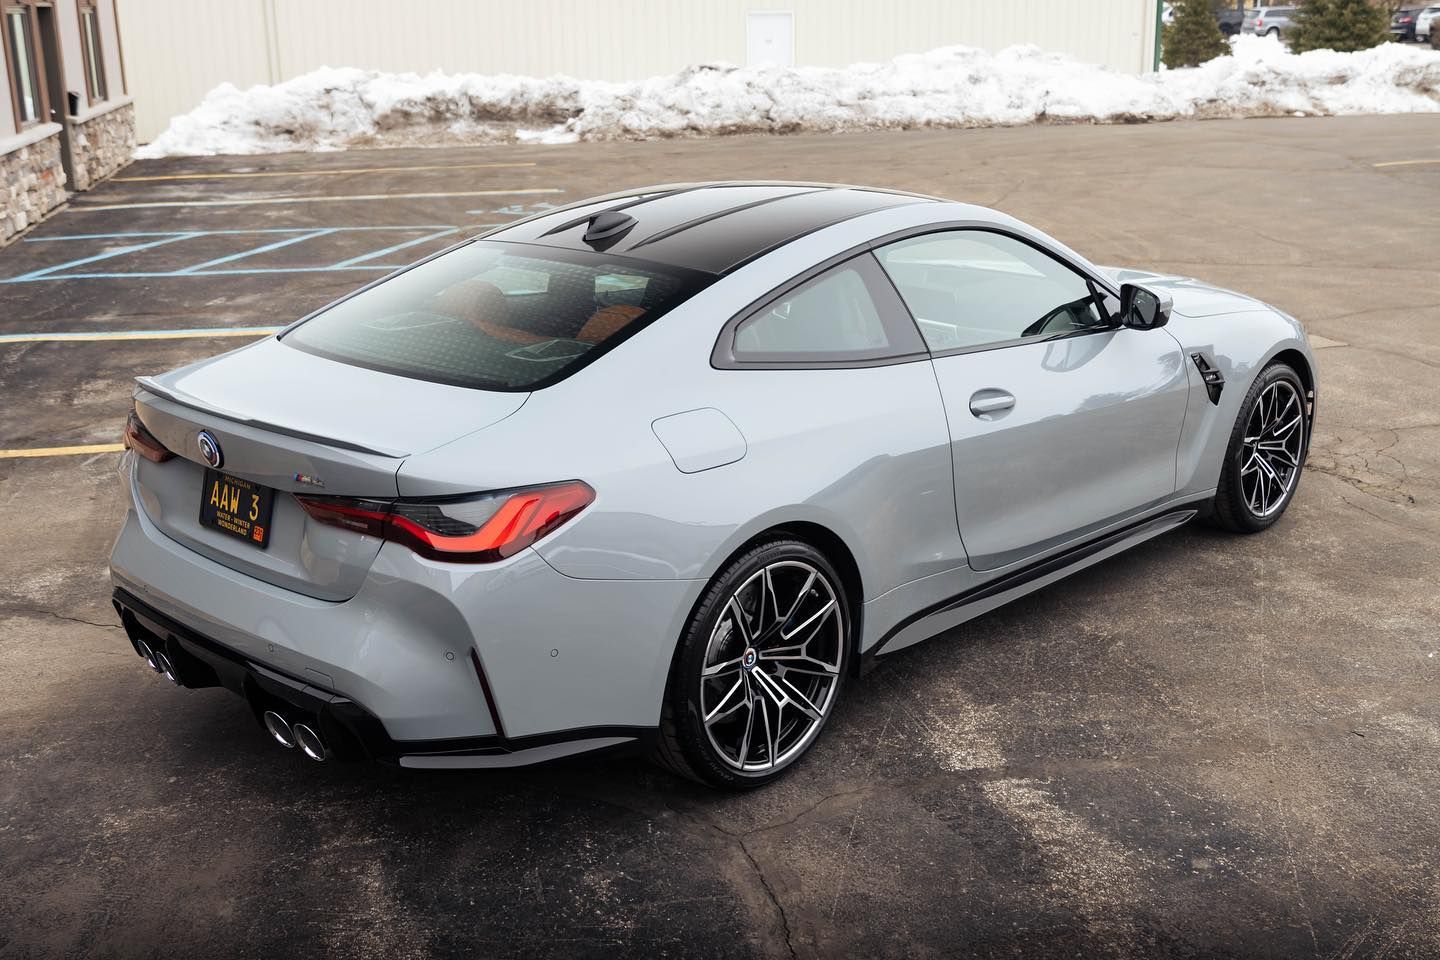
[296,481,594,563]
[122,409,174,463]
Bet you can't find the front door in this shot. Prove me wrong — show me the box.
[874,229,1190,571]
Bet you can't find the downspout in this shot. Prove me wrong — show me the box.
[1153,0,1164,71]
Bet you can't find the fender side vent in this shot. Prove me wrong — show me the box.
[1190,352,1225,405]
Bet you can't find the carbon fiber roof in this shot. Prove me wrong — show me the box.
[484,182,938,274]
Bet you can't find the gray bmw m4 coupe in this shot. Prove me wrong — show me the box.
[111,182,1316,788]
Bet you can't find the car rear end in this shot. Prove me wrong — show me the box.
[1393,6,1421,39]
[111,237,713,766]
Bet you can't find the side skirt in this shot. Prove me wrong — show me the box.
[869,503,1204,661]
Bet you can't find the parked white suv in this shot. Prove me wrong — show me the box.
[1418,5,1440,41]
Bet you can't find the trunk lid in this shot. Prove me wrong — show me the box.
[131,338,528,601]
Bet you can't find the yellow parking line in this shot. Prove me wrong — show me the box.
[0,443,125,459]
[1372,159,1440,168]
[113,161,538,183]
[1,327,280,344]
[73,188,562,212]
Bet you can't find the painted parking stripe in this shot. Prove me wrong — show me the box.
[7,232,201,281]
[3,267,402,283]
[174,228,337,274]
[25,226,457,241]
[3,225,503,283]
[330,226,460,267]
[0,443,125,459]
[70,189,563,212]
[1372,158,1440,168]
[0,327,280,344]
[112,161,538,183]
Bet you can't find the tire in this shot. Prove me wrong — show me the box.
[652,538,851,789]
[1209,362,1308,533]
[1266,28,1280,39]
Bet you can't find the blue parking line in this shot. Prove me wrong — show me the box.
[331,226,460,267]
[1,224,507,283]
[8,233,202,281]
[174,228,338,274]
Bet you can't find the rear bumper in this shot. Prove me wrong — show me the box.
[109,455,703,765]
[114,586,646,766]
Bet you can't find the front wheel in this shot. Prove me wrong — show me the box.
[1210,362,1308,533]
[653,539,851,789]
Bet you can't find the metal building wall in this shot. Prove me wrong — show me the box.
[119,0,1159,142]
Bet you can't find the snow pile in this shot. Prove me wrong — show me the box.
[138,36,1440,157]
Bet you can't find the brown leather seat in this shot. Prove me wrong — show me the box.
[434,280,648,346]
[577,304,646,344]
[433,279,545,345]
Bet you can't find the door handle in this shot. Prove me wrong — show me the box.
[968,389,1015,419]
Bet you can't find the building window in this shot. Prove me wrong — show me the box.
[5,5,42,125]
[80,4,105,102]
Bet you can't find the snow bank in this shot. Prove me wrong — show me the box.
[138,36,1440,157]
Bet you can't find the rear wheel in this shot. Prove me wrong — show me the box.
[1210,362,1308,533]
[653,539,850,789]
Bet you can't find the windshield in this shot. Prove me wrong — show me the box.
[282,240,714,391]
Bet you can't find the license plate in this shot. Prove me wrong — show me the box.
[199,468,275,549]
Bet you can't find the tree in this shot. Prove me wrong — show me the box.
[1162,0,1229,68]
[1288,0,1392,53]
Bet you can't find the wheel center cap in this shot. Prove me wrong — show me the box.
[741,647,759,671]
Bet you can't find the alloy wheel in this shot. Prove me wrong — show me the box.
[1240,379,1304,518]
[699,560,844,773]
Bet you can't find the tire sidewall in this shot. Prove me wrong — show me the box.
[1226,363,1307,531]
[670,539,851,788]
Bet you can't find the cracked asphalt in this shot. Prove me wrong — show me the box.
[1,115,1438,958]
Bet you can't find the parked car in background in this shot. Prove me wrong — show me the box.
[1242,6,1298,39]
[1394,5,1430,40]
[1419,5,1440,41]
[1216,4,1246,36]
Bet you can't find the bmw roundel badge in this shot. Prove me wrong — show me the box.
[197,430,223,469]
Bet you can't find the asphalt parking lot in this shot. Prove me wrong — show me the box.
[1,115,1438,959]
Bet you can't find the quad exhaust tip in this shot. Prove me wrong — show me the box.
[152,649,182,686]
[263,710,296,749]
[292,723,328,763]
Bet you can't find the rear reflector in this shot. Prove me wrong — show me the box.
[123,410,174,463]
[296,480,594,563]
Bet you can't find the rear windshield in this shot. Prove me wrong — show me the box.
[282,240,714,391]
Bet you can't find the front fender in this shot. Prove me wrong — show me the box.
[1164,306,1316,496]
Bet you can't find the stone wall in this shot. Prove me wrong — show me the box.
[70,101,136,192]
[2,132,67,245]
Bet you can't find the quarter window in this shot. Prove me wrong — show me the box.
[5,6,41,125]
[875,230,1112,353]
[80,5,106,102]
[727,254,924,364]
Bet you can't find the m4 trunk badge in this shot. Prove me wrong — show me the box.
[293,473,325,488]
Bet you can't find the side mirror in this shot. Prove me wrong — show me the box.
[1119,283,1173,330]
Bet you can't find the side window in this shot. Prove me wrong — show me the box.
[80,5,108,103]
[726,254,923,365]
[5,6,42,125]
[875,230,1112,353]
